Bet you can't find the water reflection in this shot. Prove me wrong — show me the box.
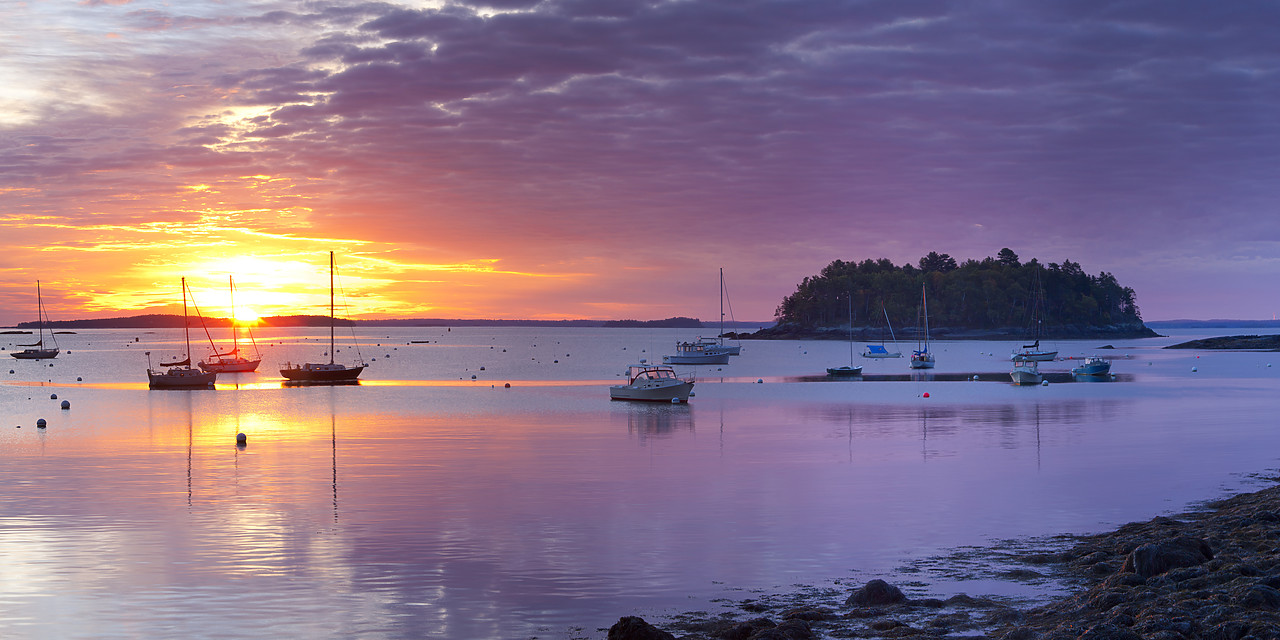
[617,402,695,442]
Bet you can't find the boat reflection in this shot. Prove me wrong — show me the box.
[616,402,695,441]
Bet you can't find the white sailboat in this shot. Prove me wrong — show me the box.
[1011,271,1057,362]
[148,278,217,389]
[862,303,902,359]
[199,276,262,373]
[280,252,366,384]
[10,281,60,360]
[909,284,935,369]
[665,268,736,365]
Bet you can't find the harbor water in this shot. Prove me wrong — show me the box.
[2,326,1278,638]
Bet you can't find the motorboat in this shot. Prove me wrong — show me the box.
[663,341,730,365]
[610,362,694,402]
[1010,359,1042,385]
[1072,356,1112,377]
[148,278,217,389]
[11,281,59,360]
[280,251,366,383]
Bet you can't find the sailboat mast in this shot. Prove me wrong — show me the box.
[182,277,191,363]
[329,251,336,365]
[719,267,724,345]
[230,275,239,353]
[36,280,44,345]
[922,285,930,347]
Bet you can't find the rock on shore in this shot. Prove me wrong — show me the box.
[1165,334,1280,350]
[606,482,1280,639]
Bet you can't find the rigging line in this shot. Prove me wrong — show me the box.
[333,260,365,364]
[186,280,220,356]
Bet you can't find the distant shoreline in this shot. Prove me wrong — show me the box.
[7,314,768,331]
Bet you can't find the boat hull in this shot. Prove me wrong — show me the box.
[10,349,59,360]
[909,353,935,369]
[826,366,863,376]
[862,351,902,359]
[1012,351,1057,362]
[280,363,364,383]
[609,380,694,402]
[663,353,730,365]
[199,357,261,373]
[148,367,216,389]
[1071,358,1112,376]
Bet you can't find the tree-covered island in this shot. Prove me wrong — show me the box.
[741,249,1159,340]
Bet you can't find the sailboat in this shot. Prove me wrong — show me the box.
[1011,271,1057,362]
[827,297,862,376]
[908,284,935,369]
[147,278,217,389]
[279,252,366,383]
[11,281,60,360]
[664,268,735,365]
[862,303,902,358]
[199,276,262,373]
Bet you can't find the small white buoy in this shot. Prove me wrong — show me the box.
[1192,367,1198,372]
[671,398,680,404]
[60,400,70,410]
[1041,380,1049,386]
[50,393,58,399]
[36,418,46,428]
[236,433,247,445]
[973,375,979,380]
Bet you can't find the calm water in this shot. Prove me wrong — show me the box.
[2,326,1279,639]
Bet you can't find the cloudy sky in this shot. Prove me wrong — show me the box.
[2,0,1278,325]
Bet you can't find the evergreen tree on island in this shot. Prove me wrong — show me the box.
[764,249,1155,340]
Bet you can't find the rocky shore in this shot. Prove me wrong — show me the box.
[606,480,1280,640]
[1165,335,1280,350]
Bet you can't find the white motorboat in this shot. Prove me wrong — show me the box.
[1010,359,1042,385]
[1072,356,1112,376]
[148,278,217,389]
[10,281,60,360]
[908,285,935,369]
[280,252,366,384]
[610,362,694,402]
[663,341,730,365]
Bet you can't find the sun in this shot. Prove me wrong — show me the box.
[233,307,261,325]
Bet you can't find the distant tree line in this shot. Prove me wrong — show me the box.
[775,249,1143,333]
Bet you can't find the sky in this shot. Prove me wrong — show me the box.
[2,0,1279,326]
